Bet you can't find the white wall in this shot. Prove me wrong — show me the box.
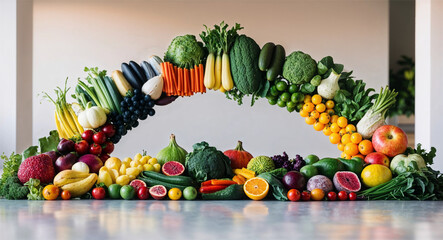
[33,0,389,159]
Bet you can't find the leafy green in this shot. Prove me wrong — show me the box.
[258,172,288,201]
[282,51,317,84]
[39,130,59,153]
[333,77,378,124]
[404,143,437,166]
[300,83,316,94]
[0,175,29,200]
[0,152,23,188]
[185,142,233,183]
[164,35,205,68]
[24,178,44,200]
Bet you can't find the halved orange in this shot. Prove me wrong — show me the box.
[243,177,269,201]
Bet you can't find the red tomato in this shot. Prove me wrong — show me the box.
[81,130,94,143]
[61,190,71,200]
[102,141,114,154]
[338,191,348,201]
[301,191,311,201]
[101,124,116,138]
[92,187,106,200]
[93,132,107,144]
[137,187,149,200]
[327,192,337,201]
[349,192,357,201]
[75,140,89,155]
[287,189,301,202]
[89,143,102,155]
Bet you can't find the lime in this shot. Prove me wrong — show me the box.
[286,101,296,108]
[270,86,279,96]
[291,93,298,103]
[183,186,197,200]
[286,106,295,112]
[108,184,122,199]
[120,185,135,200]
[300,165,318,179]
[280,92,291,102]
[305,154,320,165]
[361,164,392,187]
[268,98,278,105]
[276,81,288,92]
[288,84,298,94]
[296,103,304,111]
[277,100,286,108]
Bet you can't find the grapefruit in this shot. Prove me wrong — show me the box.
[161,161,185,176]
[149,185,167,200]
[129,179,147,191]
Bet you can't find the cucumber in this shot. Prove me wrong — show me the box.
[140,171,196,186]
[104,76,122,114]
[138,176,191,191]
[129,61,147,84]
[258,42,275,71]
[201,184,245,200]
[141,61,156,80]
[266,45,286,81]
[121,63,142,89]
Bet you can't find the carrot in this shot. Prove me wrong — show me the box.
[174,66,179,95]
[199,64,205,93]
[176,67,182,96]
[168,63,177,95]
[171,64,178,95]
[211,179,237,186]
[194,65,200,92]
[166,63,172,95]
[184,68,189,96]
[162,62,171,95]
[190,68,195,93]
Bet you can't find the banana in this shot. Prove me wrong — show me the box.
[54,111,67,139]
[61,173,98,197]
[54,170,91,187]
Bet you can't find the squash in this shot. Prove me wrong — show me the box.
[317,70,340,99]
[224,141,253,169]
[141,75,163,100]
[148,55,163,76]
[77,104,107,129]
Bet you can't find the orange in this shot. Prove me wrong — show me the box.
[325,100,335,109]
[345,124,356,133]
[352,154,365,161]
[341,152,351,159]
[310,110,320,119]
[315,103,326,113]
[326,109,335,115]
[337,143,345,151]
[244,177,269,200]
[43,185,60,200]
[319,113,330,124]
[358,140,374,155]
[339,128,347,136]
[344,143,359,156]
[329,133,341,144]
[311,94,322,105]
[323,125,332,136]
[310,188,325,201]
[300,110,309,117]
[305,116,316,125]
[337,117,348,128]
[313,122,325,131]
[304,95,312,103]
[341,134,351,145]
[330,123,340,133]
[330,115,339,123]
[303,102,315,112]
[351,133,363,144]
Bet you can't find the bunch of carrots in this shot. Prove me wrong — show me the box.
[161,62,205,96]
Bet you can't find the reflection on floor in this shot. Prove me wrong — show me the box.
[0,200,442,240]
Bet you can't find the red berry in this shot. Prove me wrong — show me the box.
[81,130,94,143]
[89,143,102,155]
[348,192,357,201]
[74,140,89,155]
[101,124,116,138]
[327,192,337,201]
[93,132,107,144]
[102,141,114,154]
[338,191,348,201]
[301,191,311,201]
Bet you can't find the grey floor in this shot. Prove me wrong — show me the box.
[0,200,442,240]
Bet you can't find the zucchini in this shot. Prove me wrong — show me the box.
[148,55,163,76]
[266,44,286,81]
[140,171,196,186]
[141,61,156,80]
[258,42,275,71]
[121,63,142,89]
[138,176,190,191]
[95,77,116,113]
[129,61,147,84]
[202,184,245,200]
[111,70,133,96]
[104,76,122,114]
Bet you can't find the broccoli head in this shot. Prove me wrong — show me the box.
[0,175,29,200]
[164,34,205,68]
[283,51,317,84]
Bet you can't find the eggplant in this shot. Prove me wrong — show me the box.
[141,61,156,80]
[121,63,142,89]
[155,95,178,106]
[129,61,147,84]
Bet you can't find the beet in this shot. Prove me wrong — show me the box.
[57,138,75,154]
[78,154,103,173]
[282,171,306,190]
[55,153,78,172]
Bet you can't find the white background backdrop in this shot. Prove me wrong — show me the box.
[32,0,389,159]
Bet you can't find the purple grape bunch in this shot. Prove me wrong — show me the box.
[271,152,306,171]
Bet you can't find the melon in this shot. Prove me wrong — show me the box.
[333,171,361,193]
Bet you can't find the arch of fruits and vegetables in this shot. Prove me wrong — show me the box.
[0,22,440,202]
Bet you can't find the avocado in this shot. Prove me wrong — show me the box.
[313,158,345,180]
[339,158,364,175]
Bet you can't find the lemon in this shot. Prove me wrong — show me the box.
[361,164,392,187]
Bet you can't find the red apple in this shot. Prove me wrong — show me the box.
[364,152,390,167]
[372,125,408,157]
